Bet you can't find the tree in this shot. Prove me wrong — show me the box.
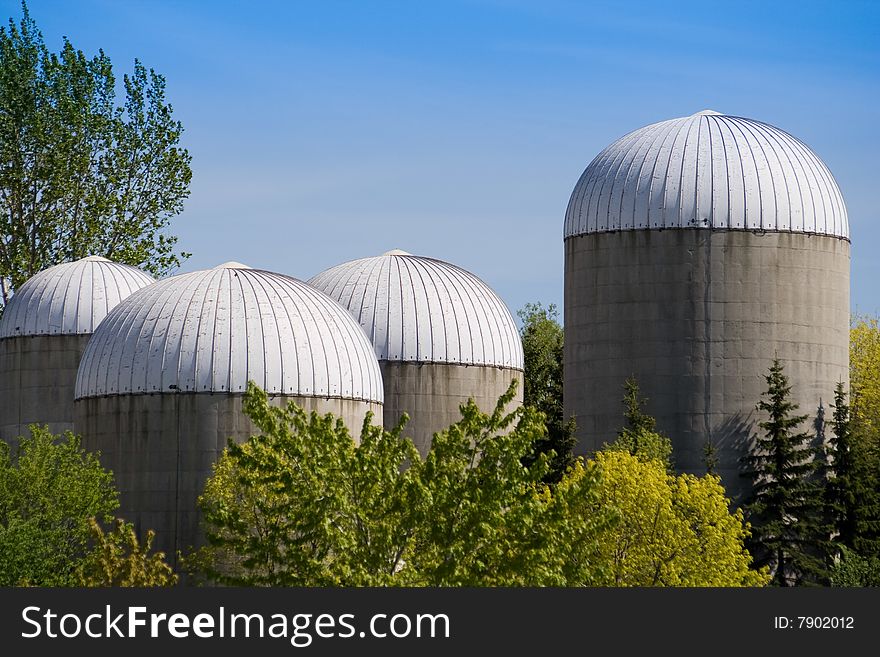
[197,381,614,586]
[198,386,424,586]
[0,425,117,585]
[517,302,576,482]
[586,450,767,586]
[0,425,174,586]
[743,359,828,586]
[847,315,880,558]
[850,316,880,436]
[826,383,879,550]
[0,2,192,309]
[605,376,673,469]
[829,547,880,587]
[76,518,177,587]
[402,382,610,586]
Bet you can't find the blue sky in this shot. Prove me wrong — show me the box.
[6,0,879,317]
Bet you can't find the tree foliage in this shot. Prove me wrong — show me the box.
[825,383,880,554]
[588,450,767,586]
[829,546,880,587]
[199,381,615,586]
[198,388,423,586]
[846,315,880,559]
[850,316,880,435]
[744,359,828,586]
[198,381,765,587]
[0,425,117,585]
[402,383,609,586]
[605,376,673,469]
[0,2,192,308]
[76,518,177,587]
[517,302,575,482]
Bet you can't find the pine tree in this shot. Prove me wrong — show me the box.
[606,376,673,470]
[826,382,880,557]
[744,359,828,586]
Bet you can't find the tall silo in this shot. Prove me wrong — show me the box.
[74,262,384,560]
[564,110,850,501]
[0,256,155,450]
[309,250,524,455]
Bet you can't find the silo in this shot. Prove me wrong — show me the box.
[0,256,154,450]
[74,262,384,560]
[564,110,850,501]
[309,250,524,455]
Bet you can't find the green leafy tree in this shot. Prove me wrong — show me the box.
[743,359,828,586]
[0,425,117,585]
[198,387,423,586]
[850,316,880,436]
[845,315,880,560]
[829,547,880,587]
[0,2,192,308]
[517,302,576,482]
[198,381,614,586]
[605,376,673,469]
[403,383,610,586]
[587,450,768,586]
[76,518,177,587]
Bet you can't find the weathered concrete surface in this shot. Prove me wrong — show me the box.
[0,334,91,451]
[74,393,381,564]
[381,361,523,455]
[564,230,850,503]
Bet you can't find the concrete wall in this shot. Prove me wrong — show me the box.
[564,230,850,503]
[381,361,523,455]
[74,393,381,565]
[0,334,91,451]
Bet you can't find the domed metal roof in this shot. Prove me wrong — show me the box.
[74,263,384,401]
[308,251,524,369]
[0,256,155,339]
[564,110,849,239]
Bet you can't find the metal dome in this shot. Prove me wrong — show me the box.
[308,251,524,369]
[564,110,849,239]
[0,256,155,339]
[74,263,384,401]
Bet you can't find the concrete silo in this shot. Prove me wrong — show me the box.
[0,256,154,449]
[309,250,524,455]
[564,110,850,501]
[74,262,384,560]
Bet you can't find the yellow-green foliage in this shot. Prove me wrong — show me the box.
[851,316,880,434]
[197,382,768,587]
[77,518,177,587]
[197,381,614,587]
[589,451,769,587]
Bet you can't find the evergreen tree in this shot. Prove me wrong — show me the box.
[703,441,719,476]
[605,376,673,470]
[744,359,828,586]
[826,382,880,557]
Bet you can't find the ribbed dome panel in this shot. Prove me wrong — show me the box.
[309,251,523,369]
[564,111,848,239]
[0,257,155,338]
[75,264,384,401]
